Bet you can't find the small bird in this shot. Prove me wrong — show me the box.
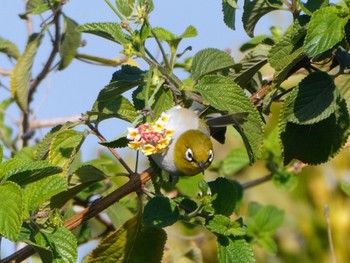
[151,106,214,176]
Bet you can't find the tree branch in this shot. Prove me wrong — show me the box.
[2,167,156,263]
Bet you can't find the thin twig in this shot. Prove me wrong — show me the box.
[242,173,273,189]
[0,68,11,76]
[86,121,134,175]
[29,115,82,129]
[324,205,337,263]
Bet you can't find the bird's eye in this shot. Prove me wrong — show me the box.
[208,149,214,163]
[185,148,194,162]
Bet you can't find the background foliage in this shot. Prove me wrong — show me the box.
[1,0,350,262]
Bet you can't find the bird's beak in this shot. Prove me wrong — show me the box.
[197,162,206,175]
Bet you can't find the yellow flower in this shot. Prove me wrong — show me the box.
[143,144,156,155]
[128,141,141,150]
[127,127,139,140]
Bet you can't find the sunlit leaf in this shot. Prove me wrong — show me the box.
[0,37,20,59]
[10,33,43,112]
[191,48,235,81]
[304,6,346,57]
[58,16,81,70]
[218,236,256,263]
[89,215,166,263]
[0,182,23,241]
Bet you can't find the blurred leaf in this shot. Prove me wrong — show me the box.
[143,196,180,228]
[282,72,337,125]
[195,75,264,162]
[191,48,235,81]
[304,6,346,57]
[0,159,62,186]
[25,0,49,15]
[24,175,67,212]
[77,22,131,45]
[279,91,350,165]
[116,0,135,17]
[341,182,350,196]
[232,44,270,89]
[0,37,20,59]
[49,130,86,175]
[10,33,43,113]
[35,227,78,263]
[217,236,256,263]
[58,16,81,70]
[0,144,2,163]
[0,98,14,146]
[272,170,298,191]
[222,0,238,30]
[221,148,250,176]
[106,202,134,228]
[89,95,138,123]
[89,215,166,263]
[208,177,239,216]
[242,0,283,37]
[247,202,284,234]
[0,182,23,241]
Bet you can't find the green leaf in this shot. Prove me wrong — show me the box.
[0,37,20,59]
[299,0,329,15]
[341,182,350,195]
[222,0,238,30]
[58,16,81,70]
[247,202,284,234]
[24,175,67,212]
[34,122,79,161]
[35,227,78,263]
[96,65,146,111]
[100,133,129,148]
[195,75,264,162]
[49,130,86,174]
[151,88,174,118]
[272,170,298,191]
[221,148,250,176]
[242,0,283,37]
[268,16,307,72]
[240,35,274,52]
[0,159,62,186]
[89,95,138,123]
[143,196,180,228]
[0,144,3,163]
[116,0,135,17]
[77,22,130,45]
[231,44,270,90]
[206,214,233,236]
[0,98,14,147]
[217,236,256,263]
[89,215,166,263]
[304,6,347,57]
[106,202,134,229]
[279,90,350,165]
[25,0,49,15]
[50,165,107,208]
[208,177,239,216]
[10,33,43,113]
[0,181,23,241]
[282,72,337,125]
[191,48,235,81]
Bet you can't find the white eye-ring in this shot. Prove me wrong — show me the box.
[185,148,194,162]
[208,149,214,163]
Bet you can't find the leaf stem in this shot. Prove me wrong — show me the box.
[242,173,273,189]
[104,0,124,21]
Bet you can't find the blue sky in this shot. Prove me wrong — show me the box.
[0,0,292,260]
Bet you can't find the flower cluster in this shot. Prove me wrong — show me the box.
[127,113,174,155]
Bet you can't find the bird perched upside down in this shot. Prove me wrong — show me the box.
[151,106,214,176]
[126,105,213,176]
